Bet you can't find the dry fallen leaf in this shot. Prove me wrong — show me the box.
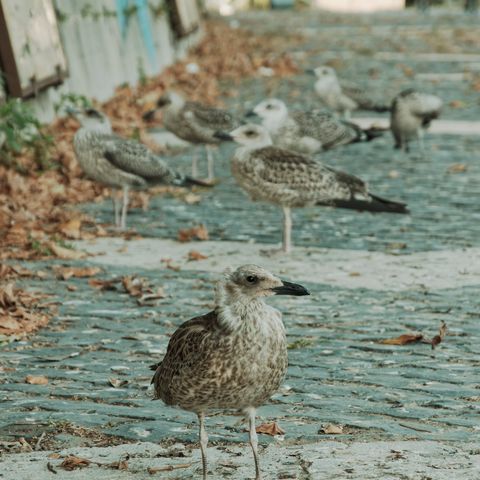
[449,99,466,109]
[48,242,87,260]
[25,375,48,385]
[122,275,149,297]
[60,455,91,471]
[177,224,209,242]
[88,278,120,291]
[109,378,128,388]
[137,287,167,306]
[320,424,344,434]
[188,250,208,261]
[54,266,101,280]
[380,334,424,345]
[423,321,447,350]
[256,421,285,436]
[447,163,468,174]
[108,459,128,470]
[59,219,82,239]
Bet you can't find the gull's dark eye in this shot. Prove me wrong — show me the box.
[245,130,256,137]
[86,108,101,118]
[266,104,273,110]
[246,275,258,284]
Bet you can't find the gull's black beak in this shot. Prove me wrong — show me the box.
[213,130,234,141]
[305,68,316,76]
[65,106,80,117]
[245,110,258,118]
[142,109,157,122]
[272,280,310,296]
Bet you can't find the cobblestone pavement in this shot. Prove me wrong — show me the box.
[1,7,480,480]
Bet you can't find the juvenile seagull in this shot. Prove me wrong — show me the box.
[248,98,385,155]
[151,264,309,480]
[216,124,408,254]
[71,108,206,229]
[390,89,443,152]
[143,91,239,180]
[310,66,390,118]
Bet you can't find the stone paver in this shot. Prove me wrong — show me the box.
[1,7,480,479]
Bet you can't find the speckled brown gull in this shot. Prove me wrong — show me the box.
[310,66,390,118]
[390,89,443,152]
[150,265,309,480]
[143,91,239,180]
[71,108,207,229]
[215,124,408,254]
[248,98,385,155]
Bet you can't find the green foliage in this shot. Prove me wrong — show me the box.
[287,338,316,350]
[0,99,53,172]
[54,93,92,115]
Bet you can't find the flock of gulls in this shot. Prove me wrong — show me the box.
[68,65,444,478]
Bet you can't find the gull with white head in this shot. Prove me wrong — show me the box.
[150,265,310,480]
[143,91,240,180]
[248,98,386,155]
[309,66,390,118]
[215,124,408,254]
[69,107,208,229]
[390,89,443,153]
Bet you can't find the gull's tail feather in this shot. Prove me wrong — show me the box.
[173,176,215,188]
[321,194,409,214]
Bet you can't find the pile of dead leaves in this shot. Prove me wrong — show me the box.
[0,281,56,336]
[0,21,300,262]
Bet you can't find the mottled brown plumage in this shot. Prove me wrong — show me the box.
[151,265,309,479]
[216,124,408,253]
[145,91,239,179]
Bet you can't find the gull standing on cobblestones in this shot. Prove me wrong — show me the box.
[310,66,390,118]
[390,89,443,152]
[248,98,385,155]
[150,265,309,480]
[143,91,239,180]
[215,124,408,253]
[71,108,207,229]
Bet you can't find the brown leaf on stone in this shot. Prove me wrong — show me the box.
[422,321,448,350]
[449,99,466,109]
[177,224,209,242]
[188,250,208,261]
[59,219,82,239]
[88,278,120,291]
[25,375,48,385]
[320,423,344,434]
[108,378,128,388]
[48,242,87,260]
[60,455,91,471]
[122,275,149,297]
[447,163,468,174]
[54,266,101,280]
[380,334,424,345]
[256,421,285,436]
[108,459,128,470]
[137,287,167,306]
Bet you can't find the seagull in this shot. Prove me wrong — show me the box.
[143,91,239,180]
[247,98,385,155]
[150,264,310,480]
[215,124,408,254]
[309,66,390,118]
[390,89,443,152]
[70,107,208,230]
